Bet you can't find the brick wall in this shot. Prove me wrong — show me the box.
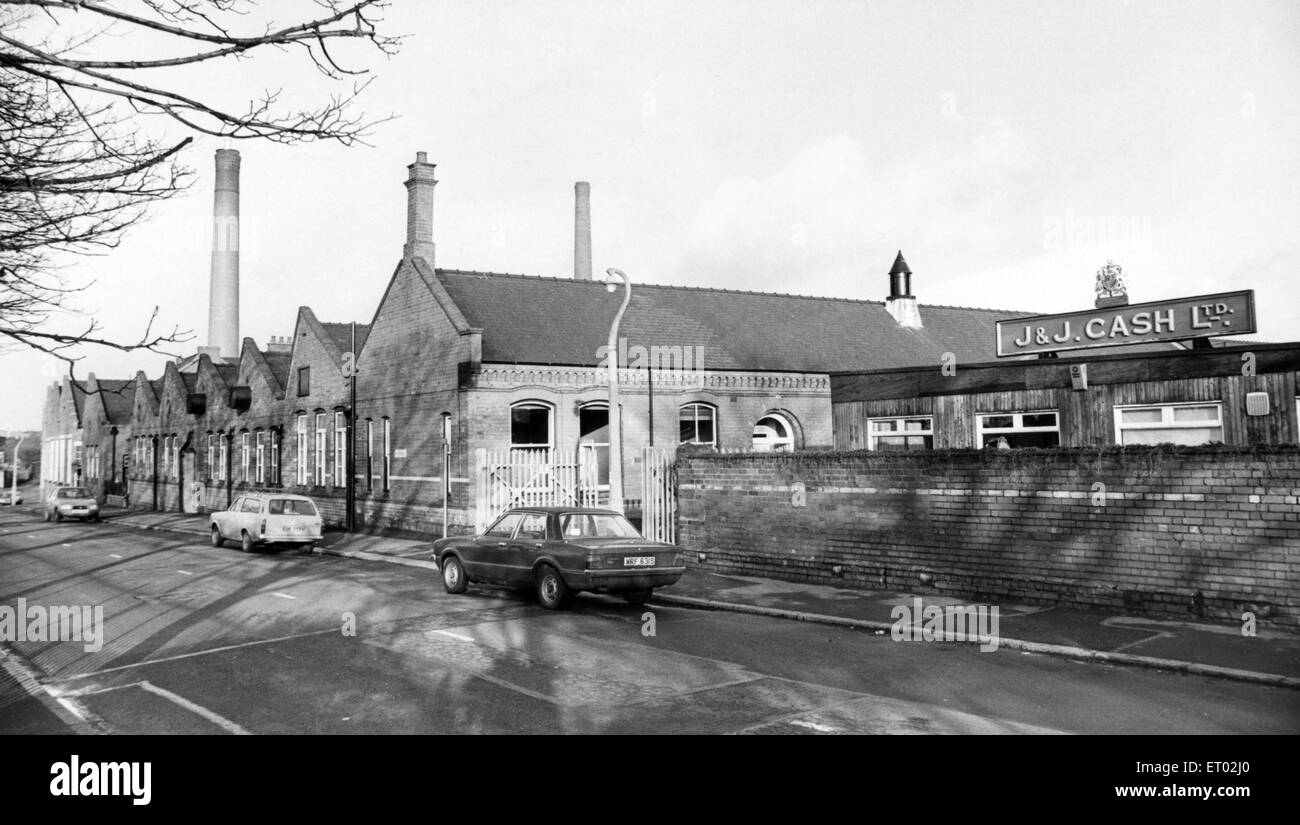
[677,445,1300,628]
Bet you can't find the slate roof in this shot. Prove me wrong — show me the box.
[437,269,1038,373]
[96,380,136,425]
[321,322,370,358]
[263,352,292,389]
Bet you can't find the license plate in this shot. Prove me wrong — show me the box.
[623,556,656,567]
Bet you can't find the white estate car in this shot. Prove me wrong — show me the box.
[209,493,323,553]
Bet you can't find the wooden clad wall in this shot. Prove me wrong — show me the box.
[833,371,1300,449]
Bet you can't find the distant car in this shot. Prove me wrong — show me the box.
[432,507,686,609]
[210,493,323,553]
[0,490,23,505]
[43,486,98,522]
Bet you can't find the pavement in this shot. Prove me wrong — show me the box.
[83,506,1300,689]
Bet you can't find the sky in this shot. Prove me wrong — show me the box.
[3,0,1298,430]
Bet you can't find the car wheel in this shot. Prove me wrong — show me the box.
[239,531,254,553]
[535,564,570,610]
[623,589,652,605]
[441,555,468,594]
[210,526,224,548]
[299,542,315,554]
[42,509,51,522]
[53,511,62,522]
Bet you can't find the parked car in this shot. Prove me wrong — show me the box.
[432,507,686,609]
[0,490,23,505]
[43,486,98,522]
[210,493,323,553]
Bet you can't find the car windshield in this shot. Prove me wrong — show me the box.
[559,513,641,539]
[268,499,317,516]
[57,488,91,498]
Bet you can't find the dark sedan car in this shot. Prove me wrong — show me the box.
[432,507,686,609]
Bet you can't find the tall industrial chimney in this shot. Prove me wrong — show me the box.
[207,148,240,359]
[404,151,437,262]
[574,181,592,280]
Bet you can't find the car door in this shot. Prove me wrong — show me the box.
[469,512,523,579]
[216,497,243,536]
[506,512,550,584]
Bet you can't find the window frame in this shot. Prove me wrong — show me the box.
[240,431,251,483]
[867,416,935,451]
[314,412,327,487]
[295,414,309,486]
[381,417,391,493]
[365,418,374,492]
[333,411,347,489]
[296,366,310,397]
[974,410,1061,449]
[679,402,718,447]
[509,401,554,452]
[1113,402,1225,446]
[255,430,266,484]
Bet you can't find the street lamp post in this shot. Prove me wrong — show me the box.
[1,429,23,507]
[602,268,631,514]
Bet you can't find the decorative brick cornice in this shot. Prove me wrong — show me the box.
[473,365,830,393]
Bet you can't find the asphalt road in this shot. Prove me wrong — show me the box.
[1,509,1295,734]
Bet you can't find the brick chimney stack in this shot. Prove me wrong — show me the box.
[404,151,437,263]
[574,181,592,280]
[207,148,240,359]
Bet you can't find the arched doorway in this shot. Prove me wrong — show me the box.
[752,413,797,452]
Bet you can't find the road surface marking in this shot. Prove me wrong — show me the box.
[138,681,251,735]
[61,543,71,547]
[788,719,838,733]
[64,628,341,680]
[109,554,122,559]
[177,570,193,576]
[56,697,89,721]
[433,629,475,643]
[271,592,296,600]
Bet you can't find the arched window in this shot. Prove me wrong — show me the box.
[578,402,609,489]
[510,402,553,453]
[752,413,796,452]
[679,403,716,447]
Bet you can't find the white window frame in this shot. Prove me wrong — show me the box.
[382,417,391,493]
[314,412,327,487]
[752,412,796,452]
[578,401,610,490]
[509,402,554,452]
[679,402,717,447]
[1113,402,1224,446]
[365,419,374,491]
[206,434,216,482]
[269,429,280,485]
[296,414,308,486]
[240,432,251,483]
[867,416,935,451]
[217,434,228,482]
[334,411,347,489]
[255,431,266,484]
[975,410,1061,448]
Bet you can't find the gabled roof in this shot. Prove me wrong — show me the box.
[435,269,1035,372]
[95,379,136,425]
[321,322,370,358]
[263,352,291,389]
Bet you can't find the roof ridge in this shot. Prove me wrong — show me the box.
[435,267,1032,315]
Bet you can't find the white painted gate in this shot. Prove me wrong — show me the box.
[475,449,600,532]
[640,446,676,544]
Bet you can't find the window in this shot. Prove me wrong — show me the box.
[679,403,716,446]
[975,411,1060,448]
[1114,403,1223,446]
[485,512,523,538]
[752,413,796,452]
[382,417,391,493]
[206,434,216,482]
[314,412,327,486]
[269,429,281,485]
[296,414,308,486]
[297,366,310,397]
[240,497,263,514]
[516,512,548,540]
[365,419,374,491]
[269,498,317,516]
[217,433,229,481]
[240,432,251,482]
[578,403,609,488]
[868,417,934,451]
[510,403,552,451]
[255,431,266,484]
[334,411,347,489]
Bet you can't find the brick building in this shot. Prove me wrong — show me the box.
[44,152,1158,535]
